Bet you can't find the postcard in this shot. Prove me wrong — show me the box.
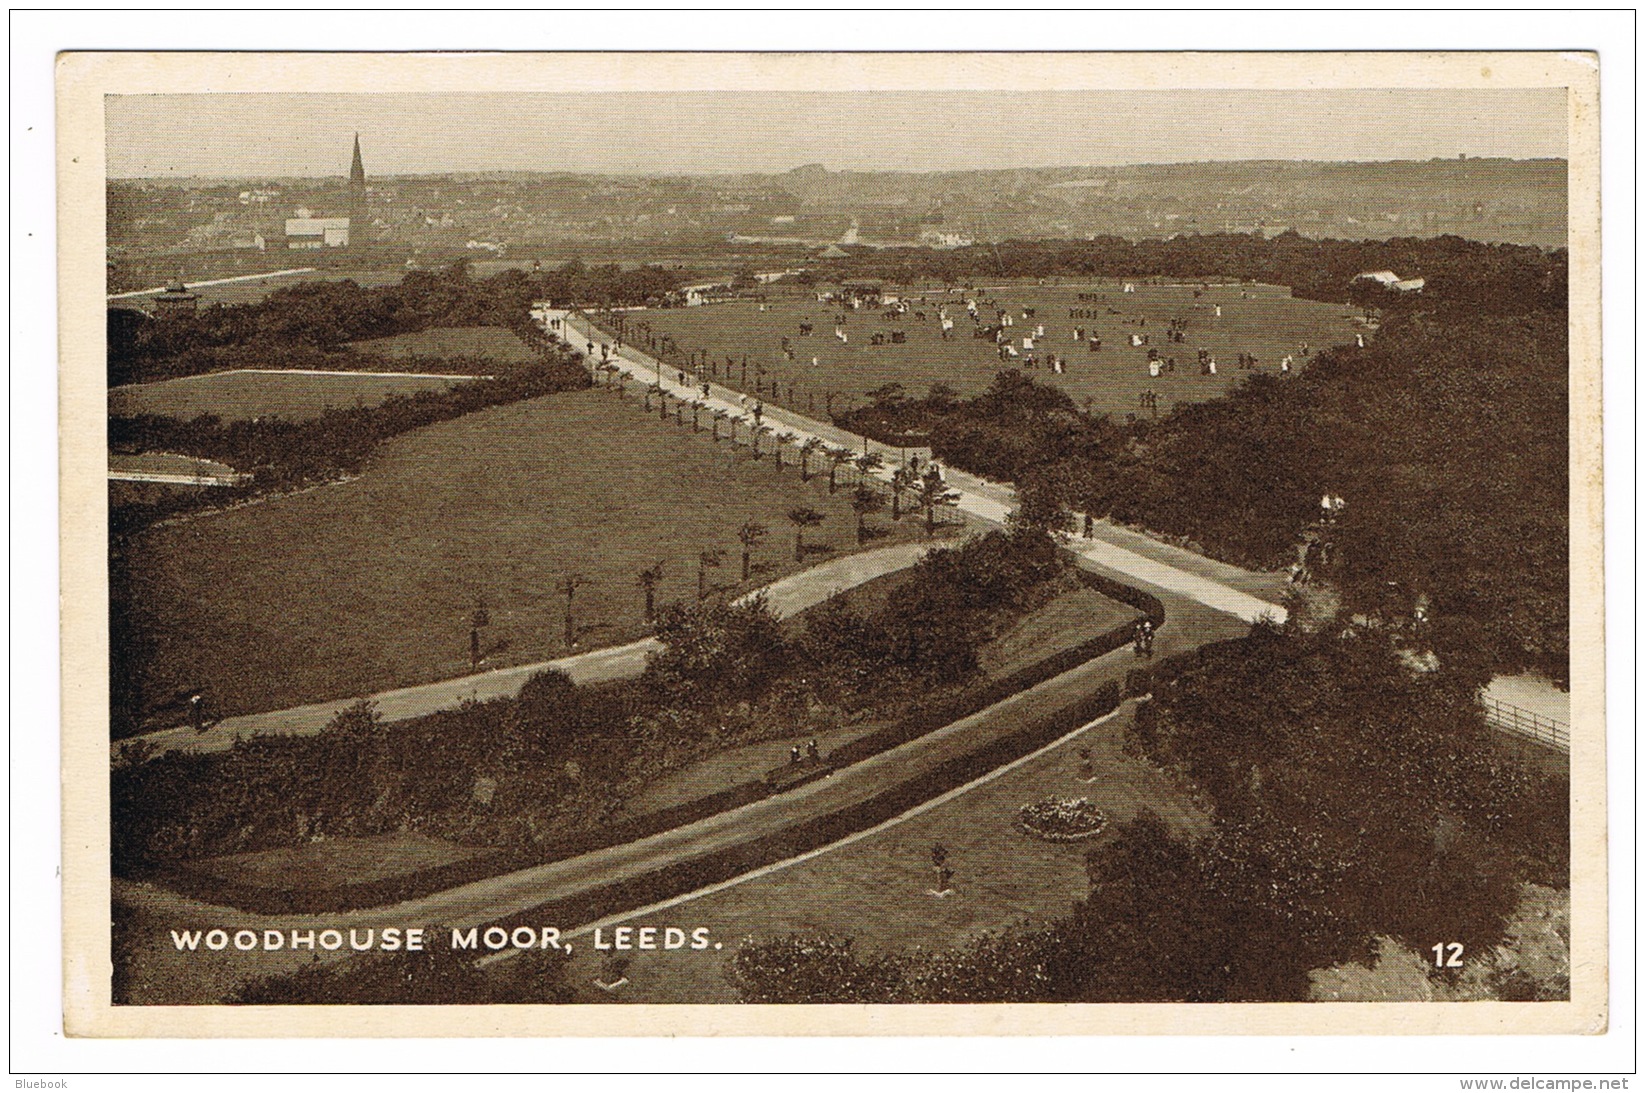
[58,49,1603,1037]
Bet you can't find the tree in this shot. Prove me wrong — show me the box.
[773,430,799,472]
[645,594,786,701]
[850,485,885,544]
[914,468,960,537]
[737,521,768,581]
[826,447,855,493]
[636,561,666,621]
[854,450,884,489]
[557,573,590,649]
[516,667,575,722]
[750,422,772,460]
[927,382,959,410]
[697,549,725,600]
[1009,476,1077,541]
[322,697,382,740]
[689,399,705,432]
[889,466,914,520]
[866,382,909,410]
[787,507,826,561]
[798,437,825,481]
[710,407,729,441]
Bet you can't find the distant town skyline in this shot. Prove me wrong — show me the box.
[106,89,1568,179]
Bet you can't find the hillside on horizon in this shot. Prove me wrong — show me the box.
[109,156,1568,261]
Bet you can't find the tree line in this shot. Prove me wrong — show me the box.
[109,258,686,386]
[821,230,1566,317]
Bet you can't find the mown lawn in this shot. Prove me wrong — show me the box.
[346,326,538,363]
[623,278,1360,420]
[109,369,482,424]
[119,387,940,723]
[980,583,1140,679]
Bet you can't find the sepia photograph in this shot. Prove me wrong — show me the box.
[48,44,1609,1048]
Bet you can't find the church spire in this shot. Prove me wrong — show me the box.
[349,133,366,189]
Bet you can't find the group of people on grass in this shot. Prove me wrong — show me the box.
[602,285,1326,435]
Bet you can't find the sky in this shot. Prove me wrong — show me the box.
[105,89,1568,179]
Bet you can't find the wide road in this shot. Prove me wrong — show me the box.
[128,542,937,757]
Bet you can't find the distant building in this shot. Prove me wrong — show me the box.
[284,215,351,249]
[919,228,972,249]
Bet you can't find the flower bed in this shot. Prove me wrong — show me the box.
[1017,796,1109,842]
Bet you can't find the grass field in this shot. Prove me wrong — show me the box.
[345,326,539,363]
[120,387,941,723]
[109,369,484,424]
[618,279,1361,420]
[520,699,1210,1004]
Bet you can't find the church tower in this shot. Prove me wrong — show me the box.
[347,133,368,242]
